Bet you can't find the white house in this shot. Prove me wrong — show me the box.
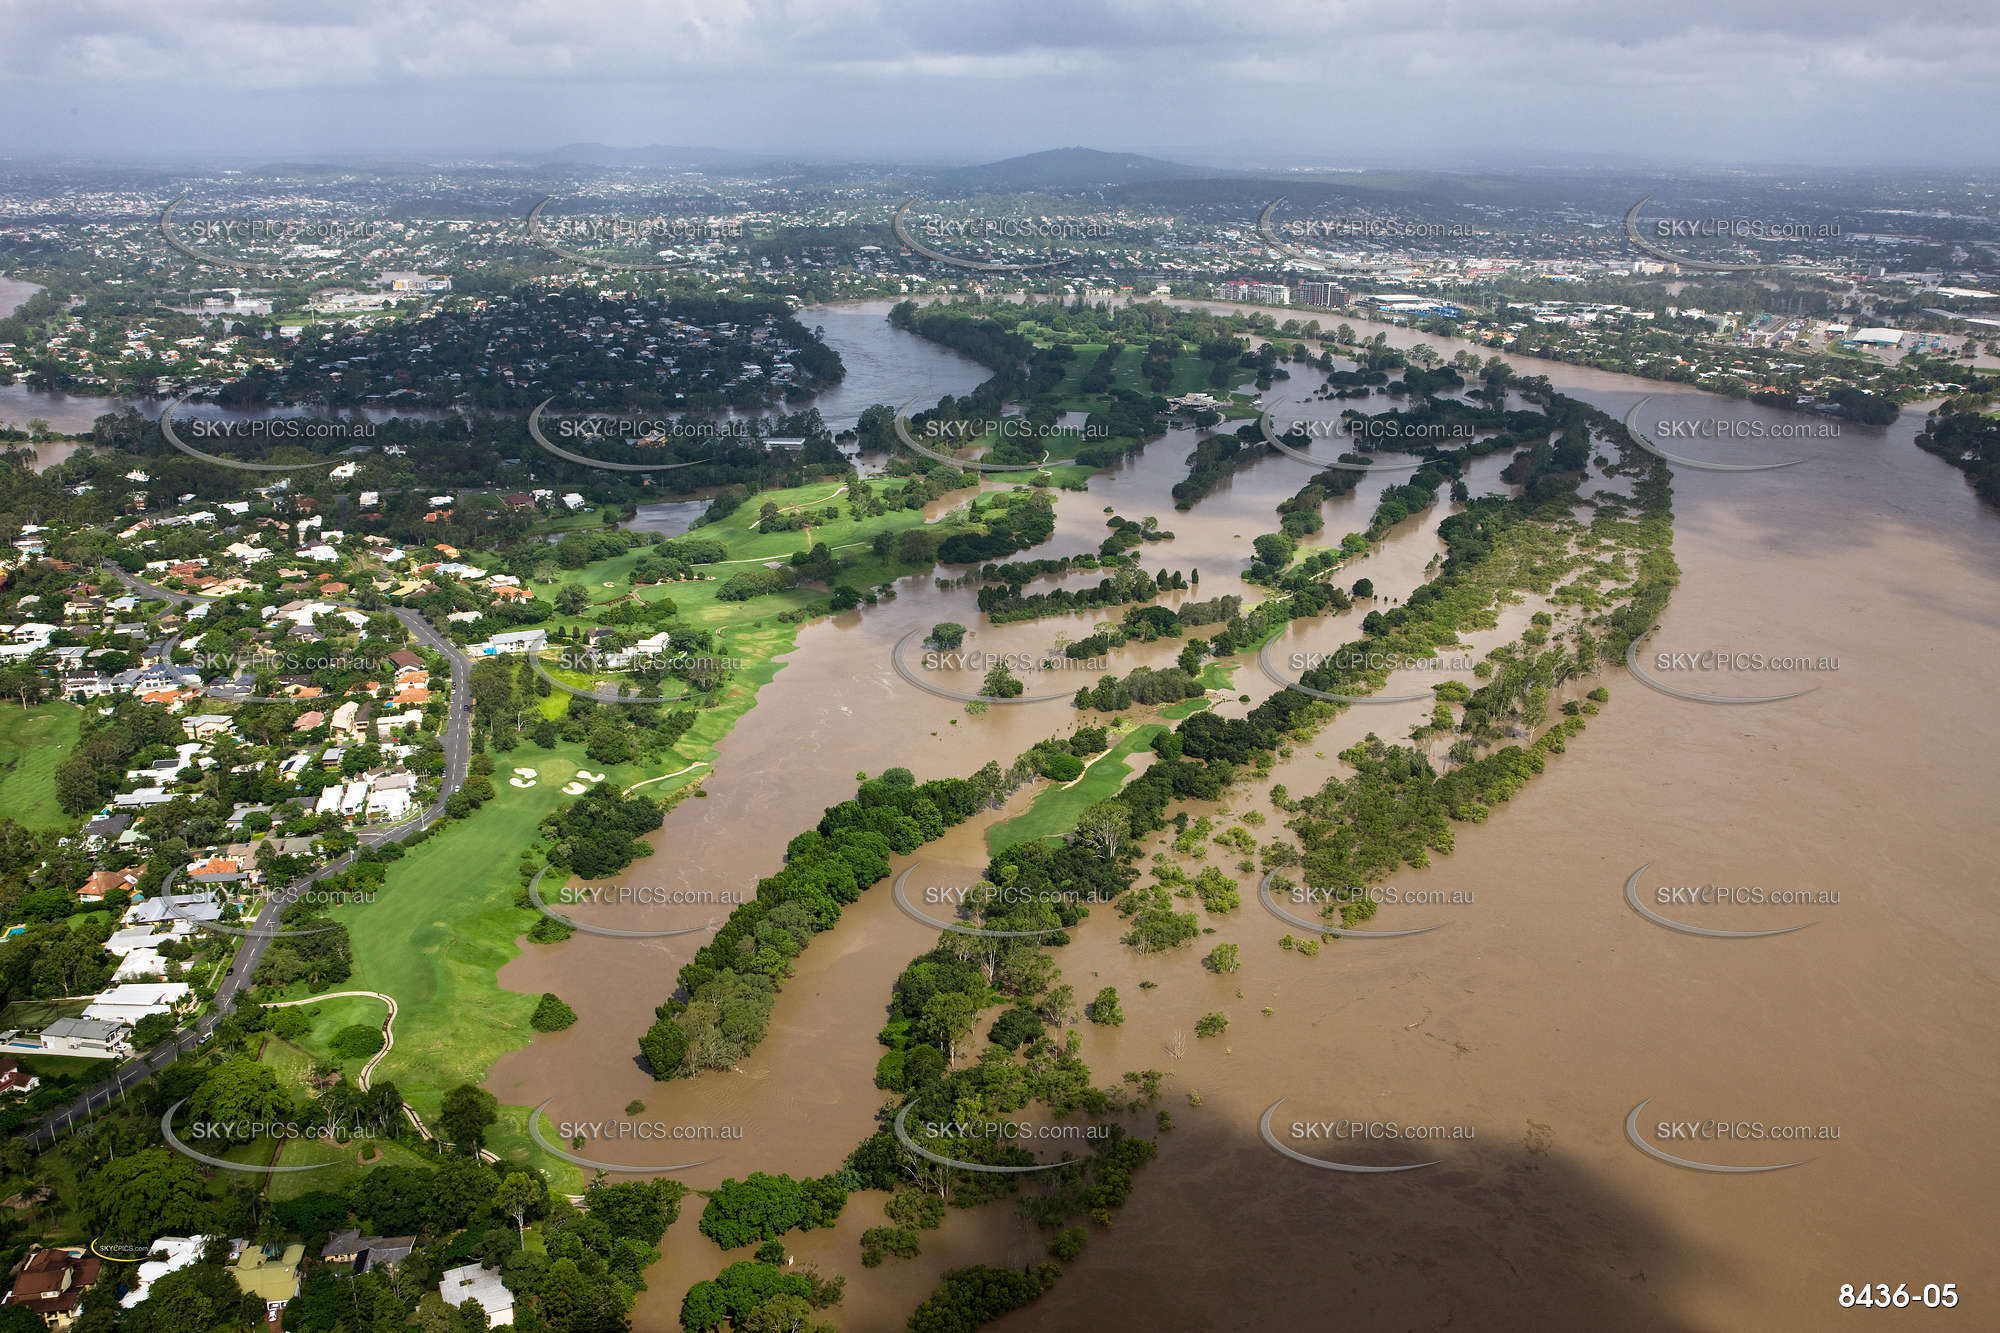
[437,1265,513,1328]
[106,923,194,957]
[113,948,172,982]
[182,714,234,740]
[11,1017,129,1059]
[474,629,546,656]
[366,776,413,821]
[339,780,371,817]
[374,710,423,738]
[83,982,191,1025]
[120,1237,212,1309]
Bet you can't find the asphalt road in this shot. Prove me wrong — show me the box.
[19,569,473,1146]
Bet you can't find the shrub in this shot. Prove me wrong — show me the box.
[527,914,574,943]
[531,993,578,1032]
[987,1007,1045,1050]
[1032,749,1085,782]
[1121,906,1198,953]
[860,1225,921,1267]
[329,1023,385,1060]
[981,664,1025,699]
[716,567,800,601]
[1191,867,1240,913]
[1194,1011,1229,1038]
[886,1188,945,1231]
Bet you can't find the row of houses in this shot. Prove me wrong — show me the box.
[0,1232,509,1326]
[312,769,417,822]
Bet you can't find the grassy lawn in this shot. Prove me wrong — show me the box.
[326,747,616,1123]
[266,1137,437,1203]
[315,737,704,1190]
[526,479,971,648]
[1194,662,1238,693]
[988,719,1175,853]
[492,1104,583,1192]
[14,1051,106,1085]
[1043,341,1233,407]
[256,1033,316,1095]
[1030,465,1094,489]
[0,702,82,829]
[1163,692,1219,717]
[216,1041,426,1191]
[275,994,392,1081]
[696,479,928,562]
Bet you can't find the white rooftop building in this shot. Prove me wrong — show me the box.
[83,981,191,1024]
[474,629,547,656]
[121,1237,213,1309]
[438,1265,514,1327]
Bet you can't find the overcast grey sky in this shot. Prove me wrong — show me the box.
[3,0,1995,167]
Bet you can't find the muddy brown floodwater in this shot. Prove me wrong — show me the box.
[499,304,1999,1331]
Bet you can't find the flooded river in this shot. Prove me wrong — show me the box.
[495,300,1997,1331]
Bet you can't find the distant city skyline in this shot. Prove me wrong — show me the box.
[2,0,1996,168]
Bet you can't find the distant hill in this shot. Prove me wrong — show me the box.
[940,147,1214,191]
